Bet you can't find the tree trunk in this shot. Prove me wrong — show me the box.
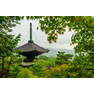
[2,57,4,71]
[0,57,5,77]
[6,57,12,78]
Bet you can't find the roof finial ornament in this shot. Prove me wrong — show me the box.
[29,22,33,43]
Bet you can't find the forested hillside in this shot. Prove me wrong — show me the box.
[43,48,75,57]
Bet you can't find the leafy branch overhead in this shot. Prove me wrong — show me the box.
[27,16,94,42]
[0,16,24,32]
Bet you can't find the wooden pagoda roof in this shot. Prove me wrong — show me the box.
[16,41,49,53]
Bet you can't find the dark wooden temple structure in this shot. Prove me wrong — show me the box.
[16,23,49,62]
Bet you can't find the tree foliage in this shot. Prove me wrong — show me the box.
[28,16,94,62]
[0,31,21,57]
[0,16,24,32]
[55,51,73,65]
[0,16,23,77]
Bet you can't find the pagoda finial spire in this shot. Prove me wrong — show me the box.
[29,22,33,43]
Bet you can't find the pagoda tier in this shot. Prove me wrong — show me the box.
[16,41,49,62]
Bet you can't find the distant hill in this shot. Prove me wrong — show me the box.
[42,48,75,57]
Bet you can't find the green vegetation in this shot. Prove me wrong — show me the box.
[55,51,73,65]
[0,52,94,78]
[0,16,94,78]
[29,57,56,77]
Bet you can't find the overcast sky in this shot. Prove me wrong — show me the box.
[12,18,75,50]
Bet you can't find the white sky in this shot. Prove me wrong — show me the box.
[12,18,75,50]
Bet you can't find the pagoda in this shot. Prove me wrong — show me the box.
[16,23,49,62]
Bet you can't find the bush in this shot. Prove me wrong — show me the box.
[44,64,73,78]
[8,63,23,78]
[9,63,37,78]
[17,68,37,78]
[43,63,86,78]
[29,58,56,77]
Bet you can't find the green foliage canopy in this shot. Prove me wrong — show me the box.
[0,16,24,32]
[0,31,21,57]
[28,16,94,62]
